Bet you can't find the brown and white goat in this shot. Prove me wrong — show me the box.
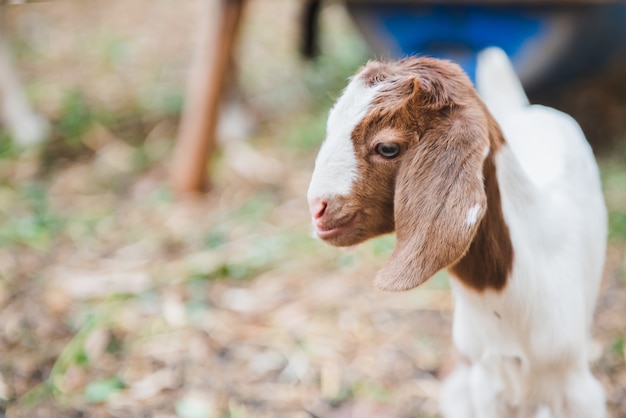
[307,48,607,418]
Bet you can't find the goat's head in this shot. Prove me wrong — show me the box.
[308,57,499,291]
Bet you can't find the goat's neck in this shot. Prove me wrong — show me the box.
[448,115,519,292]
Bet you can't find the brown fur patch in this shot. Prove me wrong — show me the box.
[449,116,514,291]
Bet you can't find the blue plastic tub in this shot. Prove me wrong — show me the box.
[346,2,626,89]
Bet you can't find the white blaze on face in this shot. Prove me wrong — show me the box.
[307,77,382,202]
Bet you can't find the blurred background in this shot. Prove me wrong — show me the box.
[0,0,625,417]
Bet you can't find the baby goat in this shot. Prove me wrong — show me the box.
[307,48,607,418]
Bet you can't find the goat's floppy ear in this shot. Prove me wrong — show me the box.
[374,109,489,291]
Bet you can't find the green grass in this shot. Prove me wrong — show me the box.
[84,377,126,404]
[0,181,65,251]
[601,159,626,242]
[57,90,95,146]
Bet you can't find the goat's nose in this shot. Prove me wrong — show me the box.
[309,198,328,219]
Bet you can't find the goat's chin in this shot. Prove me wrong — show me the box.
[313,210,394,247]
[322,232,369,248]
[314,223,365,247]
[317,224,392,248]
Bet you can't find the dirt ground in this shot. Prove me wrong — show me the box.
[0,1,625,417]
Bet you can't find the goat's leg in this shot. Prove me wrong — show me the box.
[440,364,475,418]
[442,357,521,418]
[554,370,605,418]
[171,0,245,193]
[0,22,48,146]
[467,361,510,418]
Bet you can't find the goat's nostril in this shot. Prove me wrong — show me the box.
[309,199,328,219]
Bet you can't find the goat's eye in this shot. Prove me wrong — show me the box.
[375,143,401,159]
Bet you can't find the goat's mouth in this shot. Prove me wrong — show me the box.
[314,213,359,241]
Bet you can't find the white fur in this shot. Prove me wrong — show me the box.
[476,47,530,121]
[465,204,482,227]
[440,48,607,417]
[307,77,381,202]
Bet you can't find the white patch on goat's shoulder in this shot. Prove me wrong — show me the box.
[465,204,482,227]
[307,77,382,201]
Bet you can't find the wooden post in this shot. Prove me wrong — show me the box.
[171,0,246,194]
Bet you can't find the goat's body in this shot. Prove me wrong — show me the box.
[307,48,607,418]
[441,50,607,418]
